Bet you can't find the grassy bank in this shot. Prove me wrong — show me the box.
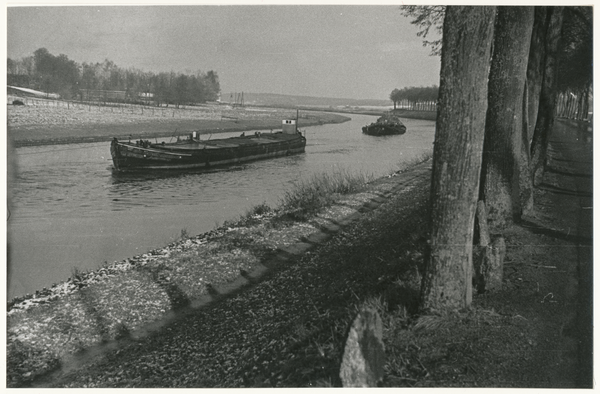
[279,169,374,221]
[7,98,350,147]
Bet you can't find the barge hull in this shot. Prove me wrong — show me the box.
[111,132,306,172]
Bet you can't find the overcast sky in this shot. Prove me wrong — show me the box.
[7,5,442,100]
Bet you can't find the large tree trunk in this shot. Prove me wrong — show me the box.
[480,7,534,230]
[526,7,549,142]
[419,6,496,312]
[531,7,565,186]
[521,7,549,216]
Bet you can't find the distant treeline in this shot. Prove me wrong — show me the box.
[390,85,438,111]
[7,48,220,107]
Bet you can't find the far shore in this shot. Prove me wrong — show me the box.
[8,104,349,147]
[7,98,436,147]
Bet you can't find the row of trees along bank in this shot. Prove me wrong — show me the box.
[400,6,592,312]
[389,85,438,111]
[7,48,220,107]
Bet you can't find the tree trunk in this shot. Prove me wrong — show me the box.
[531,7,564,186]
[480,7,534,230]
[525,7,548,142]
[556,92,566,117]
[520,79,535,216]
[567,92,575,118]
[419,6,496,312]
[473,201,506,294]
[577,90,585,120]
[582,84,590,120]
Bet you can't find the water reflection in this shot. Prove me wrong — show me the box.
[106,155,306,212]
[109,164,248,184]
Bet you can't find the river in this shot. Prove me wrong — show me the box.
[7,114,435,299]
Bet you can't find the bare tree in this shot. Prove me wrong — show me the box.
[400,5,446,56]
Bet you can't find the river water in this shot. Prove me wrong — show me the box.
[8,114,435,299]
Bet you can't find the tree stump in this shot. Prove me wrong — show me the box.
[339,306,386,387]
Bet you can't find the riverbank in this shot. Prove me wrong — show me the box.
[6,117,592,388]
[6,153,432,387]
[288,104,437,121]
[7,99,350,147]
[7,97,436,147]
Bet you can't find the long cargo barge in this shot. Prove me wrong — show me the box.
[110,119,306,172]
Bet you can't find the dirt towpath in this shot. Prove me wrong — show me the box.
[539,118,593,386]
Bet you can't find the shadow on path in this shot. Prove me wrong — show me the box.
[547,118,593,388]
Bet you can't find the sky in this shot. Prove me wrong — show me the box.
[6,4,442,100]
